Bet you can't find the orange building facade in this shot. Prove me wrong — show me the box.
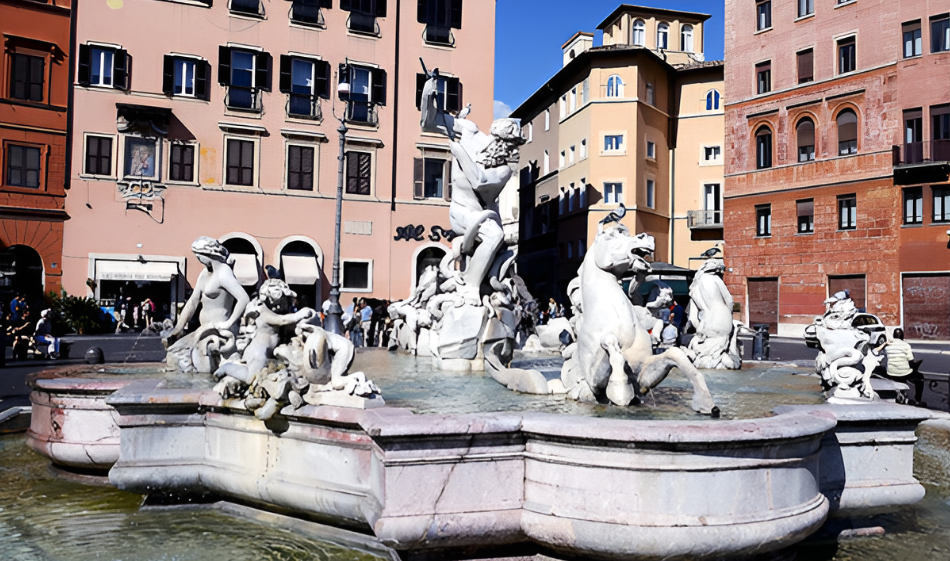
[0,0,72,305]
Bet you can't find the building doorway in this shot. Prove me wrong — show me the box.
[902,274,950,340]
[221,237,261,296]
[828,275,866,311]
[279,240,321,311]
[747,278,779,334]
[0,245,44,311]
[414,246,447,287]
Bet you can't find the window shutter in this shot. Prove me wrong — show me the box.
[371,68,386,105]
[279,55,292,94]
[413,158,424,199]
[195,61,210,99]
[77,44,90,86]
[374,0,386,17]
[417,0,428,23]
[256,51,271,91]
[319,0,332,7]
[113,49,129,91]
[415,73,426,109]
[315,60,330,98]
[162,55,175,95]
[346,152,358,192]
[339,0,351,9]
[218,46,232,85]
[446,77,460,112]
[450,0,462,29]
[443,159,452,201]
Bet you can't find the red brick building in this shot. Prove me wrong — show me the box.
[0,0,72,305]
[724,0,950,339]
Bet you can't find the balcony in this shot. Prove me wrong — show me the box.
[423,25,455,47]
[287,94,322,121]
[347,13,380,36]
[229,0,263,17]
[345,101,378,126]
[892,140,950,185]
[289,1,325,27]
[687,210,723,229]
[225,86,262,113]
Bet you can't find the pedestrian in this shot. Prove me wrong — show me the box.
[661,320,678,347]
[548,298,557,318]
[874,328,916,379]
[343,297,356,338]
[670,301,685,332]
[141,298,155,327]
[360,300,373,347]
[9,294,26,322]
[34,309,60,359]
[557,303,566,318]
[10,309,33,360]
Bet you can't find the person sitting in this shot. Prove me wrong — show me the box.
[34,309,60,359]
[9,309,34,360]
[874,328,923,403]
[661,320,679,346]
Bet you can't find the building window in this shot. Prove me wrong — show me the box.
[704,146,721,161]
[645,83,654,105]
[838,37,856,74]
[606,75,624,98]
[837,109,858,155]
[934,186,950,222]
[582,78,589,104]
[559,95,566,119]
[904,187,923,224]
[756,61,771,94]
[838,194,857,230]
[173,58,194,96]
[798,0,813,17]
[604,135,623,152]
[84,135,113,176]
[569,145,575,165]
[9,54,44,102]
[219,47,269,112]
[756,1,771,31]
[163,56,209,99]
[646,179,655,208]
[755,126,772,169]
[756,204,771,237]
[681,25,694,52]
[230,0,263,16]
[226,138,255,186]
[568,185,575,212]
[797,118,816,162]
[340,63,386,125]
[123,136,160,181]
[797,199,814,233]
[418,0,463,45]
[543,150,549,174]
[287,145,315,191]
[559,151,565,168]
[5,145,40,188]
[345,151,372,195]
[526,123,533,143]
[342,0,387,34]
[78,44,128,90]
[903,21,922,58]
[544,109,550,130]
[580,139,587,159]
[281,57,331,119]
[415,73,462,112]
[632,19,645,46]
[580,180,587,207]
[647,141,656,159]
[935,105,950,161]
[797,49,814,84]
[657,23,669,49]
[905,108,923,163]
[604,182,623,204]
[933,15,950,53]
[413,157,450,199]
[569,88,576,112]
[290,0,330,26]
[341,260,372,292]
[169,143,195,183]
[704,183,721,223]
[706,90,720,111]
[558,192,565,215]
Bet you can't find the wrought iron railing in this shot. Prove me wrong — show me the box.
[687,209,723,229]
[345,101,378,126]
[423,25,456,47]
[225,86,262,113]
[289,1,324,26]
[229,0,262,16]
[347,13,380,35]
[287,94,322,120]
[893,140,950,166]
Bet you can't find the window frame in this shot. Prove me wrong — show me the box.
[903,20,922,58]
[646,141,656,160]
[932,14,950,53]
[344,147,374,197]
[603,134,625,154]
[903,187,923,225]
[89,46,115,88]
[702,145,722,164]
[756,61,771,95]
[606,75,624,98]
[4,142,43,190]
[223,134,260,189]
[632,19,646,46]
[681,24,694,52]
[796,117,816,162]
[933,186,950,223]
[9,52,45,103]
[166,141,199,186]
[837,36,856,75]
[706,90,721,111]
[755,126,773,169]
[797,49,814,84]
[755,204,772,237]
[836,108,858,156]
[646,178,655,209]
[285,141,319,193]
[837,194,857,231]
[603,181,624,205]
[341,258,374,293]
[81,133,117,179]
[797,198,815,234]
[756,0,772,32]
[657,22,669,49]
[798,0,814,18]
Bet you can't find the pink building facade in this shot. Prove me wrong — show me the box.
[62,0,493,318]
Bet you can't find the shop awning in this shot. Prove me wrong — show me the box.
[96,260,179,282]
[231,253,260,286]
[281,255,320,285]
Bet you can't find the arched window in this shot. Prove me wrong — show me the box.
[632,19,646,46]
[797,118,816,162]
[837,109,858,155]
[606,75,624,98]
[755,126,773,169]
[657,23,669,49]
[681,24,694,52]
[705,90,720,111]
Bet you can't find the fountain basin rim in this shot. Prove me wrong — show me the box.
[774,403,935,423]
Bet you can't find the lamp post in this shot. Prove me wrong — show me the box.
[324,78,350,335]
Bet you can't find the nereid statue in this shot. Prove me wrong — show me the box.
[687,259,747,370]
[815,291,878,401]
[165,239,382,419]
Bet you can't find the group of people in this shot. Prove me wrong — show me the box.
[539,298,566,325]
[4,294,60,360]
[114,296,158,333]
[656,301,687,348]
[321,297,392,348]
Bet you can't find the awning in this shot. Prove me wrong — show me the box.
[231,253,260,286]
[96,260,179,282]
[281,255,320,285]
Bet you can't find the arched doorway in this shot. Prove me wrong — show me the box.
[414,246,446,286]
[279,240,321,310]
[0,245,44,312]
[221,236,261,296]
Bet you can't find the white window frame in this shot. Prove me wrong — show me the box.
[568,184,575,211]
[646,178,655,209]
[90,47,114,87]
[603,133,625,155]
[570,88,576,112]
[544,109,550,131]
[559,150,565,169]
[222,133,261,190]
[706,89,721,111]
[283,139,320,194]
[527,123,533,143]
[165,140,200,186]
[606,75,624,98]
[80,132,118,179]
[580,139,588,159]
[681,24,694,52]
[341,258,374,293]
[569,145,575,165]
[559,95,566,119]
[646,141,656,159]
[632,19,646,46]
[702,145,723,165]
[604,181,624,205]
[657,23,669,49]
[174,58,197,97]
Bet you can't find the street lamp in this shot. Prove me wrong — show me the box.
[323,76,351,335]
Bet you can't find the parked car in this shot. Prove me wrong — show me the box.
[804,313,887,349]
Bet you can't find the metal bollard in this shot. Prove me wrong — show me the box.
[752,323,770,360]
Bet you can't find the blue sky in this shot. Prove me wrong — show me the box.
[493,0,725,118]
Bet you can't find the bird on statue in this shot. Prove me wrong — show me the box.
[701,247,722,259]
[600,203,626,227]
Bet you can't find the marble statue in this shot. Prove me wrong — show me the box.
[815,291,878,401]
[559,218,718,415]
[687,259,747,370]
[163,237,250,373]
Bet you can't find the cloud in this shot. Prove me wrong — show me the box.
[493,100,513,120]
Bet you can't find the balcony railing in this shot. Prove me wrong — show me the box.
[347,13,380,36]
[345,101,378,126]
[687,209,723,229]
[287,94,322,120]
[229,0,263,17]
[225,86,262,113]
[423,25,456,47]
[893,140,950,166]
[289,1,325,26]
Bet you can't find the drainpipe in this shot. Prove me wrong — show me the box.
[390,0,400,213]
[64,0,78,195]
[669,147,675,265]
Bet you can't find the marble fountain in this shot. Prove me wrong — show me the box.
[14,78,950,560]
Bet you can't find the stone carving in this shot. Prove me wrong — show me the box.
[559,219,718,415]
[815,291,878,401]
[687,259,747,370]
[163,237,250,373]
